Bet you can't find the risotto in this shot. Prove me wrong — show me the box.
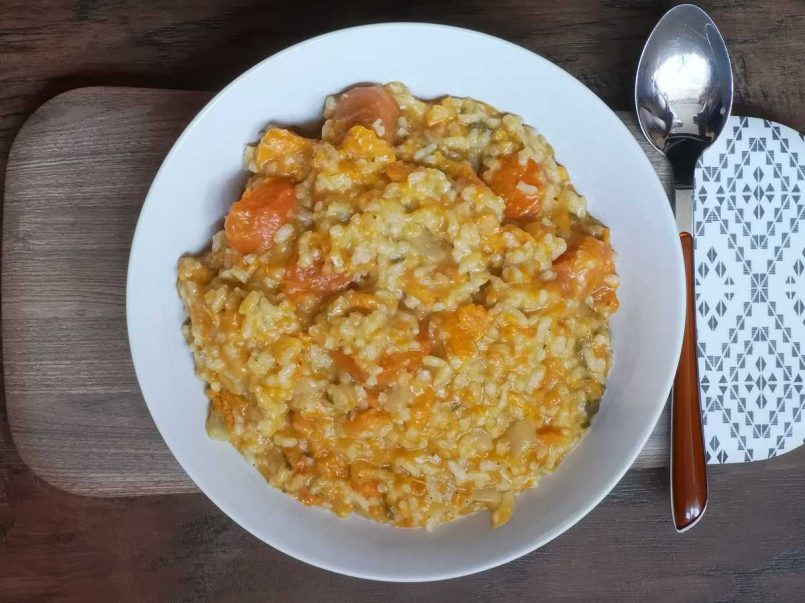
[177,83,619,529]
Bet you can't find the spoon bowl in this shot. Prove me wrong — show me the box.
[636,4,733,184]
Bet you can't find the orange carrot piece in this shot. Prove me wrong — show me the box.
[333,326,429,388]
[332,350,367,382]
[440,304,490,358]
[224,178,296,254]
[333,85,400,143]
[553,236,616,301]
[344,408,391,438]
[485,153,544,220]
[281,252,352,298]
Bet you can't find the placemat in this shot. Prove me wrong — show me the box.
[695,116,805,463]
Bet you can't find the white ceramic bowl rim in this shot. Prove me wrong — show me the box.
[127,22,685,582]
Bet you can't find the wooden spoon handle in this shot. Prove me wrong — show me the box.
[671,231,708,531]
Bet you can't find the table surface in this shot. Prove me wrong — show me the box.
[1,1,803,600]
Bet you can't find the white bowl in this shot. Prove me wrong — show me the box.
[127,23,684,582]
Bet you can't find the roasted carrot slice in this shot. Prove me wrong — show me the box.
[281,252,352,298]
[333,85,400,143]
[485,153,544,220]
[332,350,367,382]
[375,350,426,388]
[344,408,391,438]
[224,178,296,254]
[332,347,426,387]
[333,324,429,387]
[553,236,617,301]
[439,304,490,358]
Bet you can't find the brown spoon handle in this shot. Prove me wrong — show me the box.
[671,231,708,531]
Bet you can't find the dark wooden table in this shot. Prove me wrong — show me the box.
[1,1,803,600]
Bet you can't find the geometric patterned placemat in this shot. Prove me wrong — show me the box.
[695,116,805,463]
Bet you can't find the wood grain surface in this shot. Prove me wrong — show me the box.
[2,87,675,497]
[1,1,803,600]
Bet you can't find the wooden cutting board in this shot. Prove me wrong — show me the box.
[2,87,674,497]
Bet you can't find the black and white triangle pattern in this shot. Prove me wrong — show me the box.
[695,116,805,463]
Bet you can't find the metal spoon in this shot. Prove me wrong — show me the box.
[635,4,733,532]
